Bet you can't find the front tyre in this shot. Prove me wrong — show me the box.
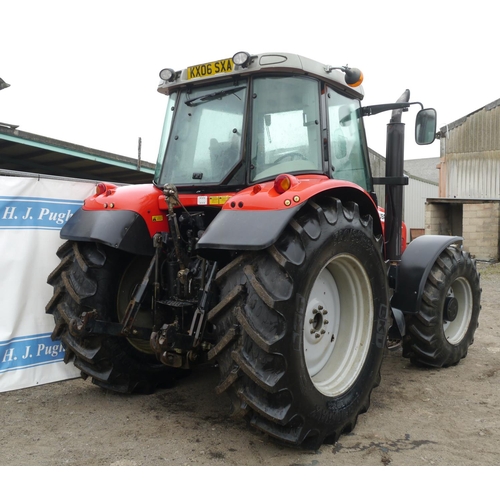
[208,198,389,449]
[403,246,481,367]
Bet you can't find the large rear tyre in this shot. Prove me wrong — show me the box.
[208,198,389,449]
[403,246,481,367]
[46,241,178,393]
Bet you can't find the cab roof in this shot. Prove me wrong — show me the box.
[157,52,364,100]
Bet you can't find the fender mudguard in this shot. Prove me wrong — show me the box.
[197,178,381,257]
[197,204,303,252]
[391,235,463,314]
[60,208,154,256]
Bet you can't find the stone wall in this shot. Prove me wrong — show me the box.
[425,199,500,261]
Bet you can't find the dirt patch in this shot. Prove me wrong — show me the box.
[1,263,499,466]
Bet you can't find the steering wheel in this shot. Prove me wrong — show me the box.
[272,151,308,165]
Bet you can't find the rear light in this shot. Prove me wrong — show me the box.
[95,183,107,196]
[274,174,292,194]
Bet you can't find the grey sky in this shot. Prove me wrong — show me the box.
[1,0,497,164]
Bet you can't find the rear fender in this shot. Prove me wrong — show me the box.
[391,235,463,313]
[197,176,382,256]
[60,208,154,256]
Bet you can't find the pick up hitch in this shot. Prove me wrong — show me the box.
[149,262,218,368]
[150,322,194,368]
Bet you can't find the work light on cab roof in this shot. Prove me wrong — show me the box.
[159,68,176,82]
[232,51,252,67]
[158,51,363,88]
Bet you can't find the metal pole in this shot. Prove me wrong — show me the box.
[137,137,142,171]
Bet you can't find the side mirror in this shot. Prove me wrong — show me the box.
[415,108,437,145]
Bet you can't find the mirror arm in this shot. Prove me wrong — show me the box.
[361,101,423,117]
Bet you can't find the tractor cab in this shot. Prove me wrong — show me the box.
[154,51,372,193]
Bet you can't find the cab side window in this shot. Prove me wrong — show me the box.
[327,89,371,191]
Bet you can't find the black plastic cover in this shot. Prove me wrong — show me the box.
[60,208,153,256]
[391,235,463,313]
[197,206,302,252]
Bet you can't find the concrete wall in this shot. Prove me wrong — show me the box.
[462,202,500,261]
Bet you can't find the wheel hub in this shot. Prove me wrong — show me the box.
[307,305,330,343]
[444,296,459,322]
[303,254,374,397]
[443,277,473,344]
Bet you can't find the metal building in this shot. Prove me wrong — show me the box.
[425,98,500,261]
[0,126,154,184]
[438,98,500,199]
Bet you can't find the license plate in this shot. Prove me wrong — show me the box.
[187,58,233,80]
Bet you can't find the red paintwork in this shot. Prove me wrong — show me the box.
[378,206,407,253]
[83,182,170,236]
[221,174,370,211]
[81,175,411,254]
[82,182,239,237]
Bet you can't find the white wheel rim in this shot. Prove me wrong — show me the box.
[303,254,374,397]
[443,277,473,345]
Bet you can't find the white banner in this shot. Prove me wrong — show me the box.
[0,175,95,392]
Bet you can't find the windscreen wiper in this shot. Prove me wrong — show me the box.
[184,86,246,107]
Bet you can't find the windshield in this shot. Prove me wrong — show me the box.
[250,77,323,181]
[155,81,247,186]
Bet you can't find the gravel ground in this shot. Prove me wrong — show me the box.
[1,263,499,466]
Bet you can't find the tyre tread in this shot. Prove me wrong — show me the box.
[46,242,177,393]
[209,196,388,449]
[403,246,481,367]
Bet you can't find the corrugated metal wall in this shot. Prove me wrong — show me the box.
[404,176,439,240]
[441,99,500,198]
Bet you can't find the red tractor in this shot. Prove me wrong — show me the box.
[46,51,481,449]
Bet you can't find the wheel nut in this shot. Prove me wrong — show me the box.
[318,305,323,310]
[322,310,328,315]
[315,333,321,339]
[321,329,326,335]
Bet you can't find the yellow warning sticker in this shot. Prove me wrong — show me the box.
[209,196,230,205]
[152,215,164,222]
